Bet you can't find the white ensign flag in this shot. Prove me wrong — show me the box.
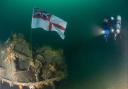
[31,8,67,39]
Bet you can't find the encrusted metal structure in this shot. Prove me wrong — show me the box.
[0,34,67,89]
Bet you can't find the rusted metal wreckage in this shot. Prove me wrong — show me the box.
[0,75,61,89]
[0,34,66,89]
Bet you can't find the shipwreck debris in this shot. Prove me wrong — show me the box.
[0,33,67,89]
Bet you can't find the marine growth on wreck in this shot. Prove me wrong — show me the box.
[0,33,67,89]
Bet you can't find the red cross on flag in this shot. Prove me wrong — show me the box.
[31,8,67,39]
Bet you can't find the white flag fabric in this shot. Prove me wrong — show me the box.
[31,8,67,39]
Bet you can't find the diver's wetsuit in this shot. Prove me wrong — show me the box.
[103,19,110,41]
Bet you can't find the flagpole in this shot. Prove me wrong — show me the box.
[30,25,33,59]
[30,8,34,60]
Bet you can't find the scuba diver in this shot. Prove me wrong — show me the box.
[103,17,111,41]
[102,15,121,41]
